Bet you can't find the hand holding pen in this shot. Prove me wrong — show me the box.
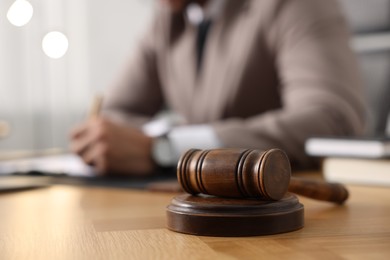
[70,95,156,175]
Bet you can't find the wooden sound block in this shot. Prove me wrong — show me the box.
[167,193,304,237]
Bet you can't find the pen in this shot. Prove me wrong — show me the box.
[89,95,103,118]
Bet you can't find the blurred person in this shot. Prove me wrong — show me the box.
[71,0,365,175]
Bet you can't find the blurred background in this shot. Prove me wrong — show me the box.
[0,0,389,154]
[0,0,156,152]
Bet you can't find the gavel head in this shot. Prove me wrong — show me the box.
[177,148,291,200]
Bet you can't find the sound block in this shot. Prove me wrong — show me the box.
[167,193,304,237]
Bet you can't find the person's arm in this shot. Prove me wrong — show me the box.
[212,0,366,168]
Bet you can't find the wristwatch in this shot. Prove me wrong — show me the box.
[152,136,176,167]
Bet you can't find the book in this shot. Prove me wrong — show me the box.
[305,136,390,159]
[323,157,390,186]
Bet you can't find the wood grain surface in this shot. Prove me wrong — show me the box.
[1,173,390,259]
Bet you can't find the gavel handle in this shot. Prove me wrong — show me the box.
[288,177,349,204]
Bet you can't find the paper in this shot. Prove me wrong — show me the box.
[0,154,95,177]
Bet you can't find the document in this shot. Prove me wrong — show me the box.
[0,154,95,177]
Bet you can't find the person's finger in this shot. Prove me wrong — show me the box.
[69,121,89,140]
[82,141,103,163]
[70,133,94,156]
[95,155,109,175]
[71,120,108,155]
[82,142,109,174]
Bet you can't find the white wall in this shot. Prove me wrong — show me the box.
[88,0,155,92]
[0,0,155,152]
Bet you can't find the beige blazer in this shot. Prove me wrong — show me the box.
[104,0,365,168]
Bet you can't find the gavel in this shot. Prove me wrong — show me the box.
[177,148,349,204]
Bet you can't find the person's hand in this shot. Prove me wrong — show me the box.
[70,117,155,175]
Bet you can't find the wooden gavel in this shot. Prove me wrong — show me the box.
[177,148,349,204]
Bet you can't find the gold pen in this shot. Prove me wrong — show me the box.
[89,95,103,118]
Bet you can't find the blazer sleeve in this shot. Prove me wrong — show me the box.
[213,0,366,168]
[102,11,165,128]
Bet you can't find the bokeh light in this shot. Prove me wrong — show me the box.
[7,0,34,27]
[42,31,69,59]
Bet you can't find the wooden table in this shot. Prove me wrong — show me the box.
[1,176,390,259]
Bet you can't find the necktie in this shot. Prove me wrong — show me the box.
[196,20,212,72]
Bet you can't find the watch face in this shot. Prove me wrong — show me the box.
[153,137,175,167]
